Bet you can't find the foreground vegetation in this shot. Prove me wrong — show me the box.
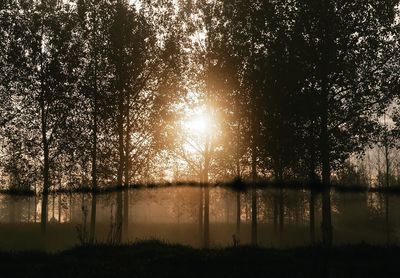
[1,241,400,277]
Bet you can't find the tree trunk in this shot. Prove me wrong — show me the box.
[117,95,124,186]
[91,109,98,190]
[236,117,241,177]
[308,123,317,185]
[39,7,50,195]
[251,136,257,183]
[384,138,390,188]
[319,1,333,248]
[124,92,131,187]
[42,140,50,193]
[320,0,332,187]
[91,7,98,191]
[321,103,330,186]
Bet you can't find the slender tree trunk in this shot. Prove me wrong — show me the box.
[321,102,330,186]
[319,0,333,248]
[117,97,124,186]
[42,140,50,193]
[116,76,125,187]
[122,66,131,238]
[91,7,99,191]
[321,86,333,246]
[91,107,98,190]
[52,194,55,221]
[319,0,332,187]
[236,110,241,177]
[384,138,390,188]
[250,102,258,245]
[124,92,131,187]
[39,8,50,195]
[251,131,257,182]
[320,64,330,186]
[40,36,49,232]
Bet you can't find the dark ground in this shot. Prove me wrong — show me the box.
[1,241,400,278]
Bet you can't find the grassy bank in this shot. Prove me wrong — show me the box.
[1,241,399,277]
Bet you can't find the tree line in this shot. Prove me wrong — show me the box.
[1,0,400,193]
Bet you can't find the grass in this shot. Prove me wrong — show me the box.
[0,240,400,277]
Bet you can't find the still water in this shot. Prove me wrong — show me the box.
[0,186,398,251]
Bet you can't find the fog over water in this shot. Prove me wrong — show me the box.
[0,186,398,251]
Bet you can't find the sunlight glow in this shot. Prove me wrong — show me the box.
[188,113,210,135]
[180,104,217,155]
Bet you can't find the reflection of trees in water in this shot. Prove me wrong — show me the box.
[251,188,257,245]
[90,194,97,243]
[322,189,332,247]
[41,194,48,235]
[310,190,316,245]
[367,192,385,215]
[3,188,400,248]
[134,187,203,223]
[106,203,122,245]
[0,195,37,223]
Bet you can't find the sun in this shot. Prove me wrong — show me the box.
[178,104,216,155]
[178,101,218,155]
[190,113,209,134]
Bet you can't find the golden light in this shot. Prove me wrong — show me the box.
[178,105,216,156]
[188,113,210,135]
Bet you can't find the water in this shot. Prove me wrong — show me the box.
[0,186,398,251]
